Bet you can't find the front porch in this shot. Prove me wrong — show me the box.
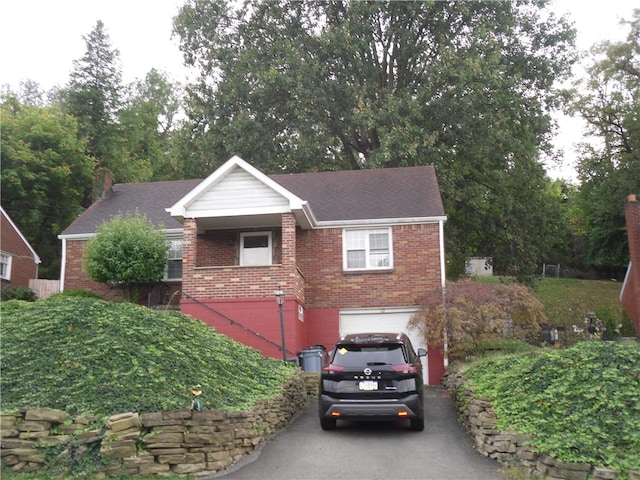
[178,213,310,359]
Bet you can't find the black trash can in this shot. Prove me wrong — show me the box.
[298,345,326,373]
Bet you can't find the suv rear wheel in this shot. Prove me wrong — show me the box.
[410,416,425,431]
[320,417,337,431]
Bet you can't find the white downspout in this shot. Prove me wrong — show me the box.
[59,237,66,293]
[439,219,448,368]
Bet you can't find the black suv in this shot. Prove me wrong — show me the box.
[318,332,427,431]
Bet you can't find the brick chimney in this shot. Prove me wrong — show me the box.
[96,167,114,199]
[622,194,640,338]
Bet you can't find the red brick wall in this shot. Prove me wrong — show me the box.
[62,218,444,371]
[64,219,442,309]
[182,214,299,300]
[196,230,238,267]
[622,195,640,337]
[181,296,305,359]
[297,223,442,309]
[1,212,39,288]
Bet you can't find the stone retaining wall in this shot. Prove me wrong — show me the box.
[442,363,639,480]
[1,370,318,478]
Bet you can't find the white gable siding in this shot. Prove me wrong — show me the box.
[187,168,289,213]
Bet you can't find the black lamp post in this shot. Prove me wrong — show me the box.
[275,286,287,362]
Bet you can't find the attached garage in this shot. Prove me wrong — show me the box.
[339,307,442,384]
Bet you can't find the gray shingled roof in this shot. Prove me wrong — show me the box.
[272,166,444,222]
[61,179,200,236]
[61,166,444,236]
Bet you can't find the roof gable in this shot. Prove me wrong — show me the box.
[0,206,41,264]
[167,156,307,220]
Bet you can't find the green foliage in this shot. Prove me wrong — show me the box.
[465,342,640,476]
[0,97,95,278]
[0,299,33,313]
[573,11,640,271]
[1,285,38,302]
[83,213,168,302]
[56,289,103,299]
[119,68,183,181]
[474,338,538,356]
[410,279,546,360]
[0,296,294,416]
[174,0,576,278]
[61,20,126,187]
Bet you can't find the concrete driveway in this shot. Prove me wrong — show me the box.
[209,386,502,480]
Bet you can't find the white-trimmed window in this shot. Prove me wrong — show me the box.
[240,231,272,266]
[164,239,183,280]
[0,252,11,280]
[343,228,392,271]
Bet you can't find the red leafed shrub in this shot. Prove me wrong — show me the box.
[409,279,547,360]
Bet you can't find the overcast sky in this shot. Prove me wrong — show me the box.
[1,0,637,179]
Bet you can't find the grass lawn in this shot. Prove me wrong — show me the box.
[477,277,630,344]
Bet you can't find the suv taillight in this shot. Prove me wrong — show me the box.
[392,364,418,374]
[322,365,345,375]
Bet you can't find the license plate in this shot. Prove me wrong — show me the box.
[359,380,378,391]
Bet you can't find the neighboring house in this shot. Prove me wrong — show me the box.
[621,194,640,338]
[0,206,41,289]
[59,156,448,383]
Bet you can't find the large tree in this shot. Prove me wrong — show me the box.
[63,21,123,171]
[119,69,184,181]
[0,96,95,278]
[174,0,576,278]
[572,10,640,274]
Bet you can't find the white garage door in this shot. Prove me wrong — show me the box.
[339,307,431,384]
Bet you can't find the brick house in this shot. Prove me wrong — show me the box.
[621,194,640,338]
[59,156,448,383]
[1,206,41,289]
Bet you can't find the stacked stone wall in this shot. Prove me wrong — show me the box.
[1,370,313,478]
[442,364,640,480]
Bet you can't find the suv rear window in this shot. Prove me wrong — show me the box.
[331,343,406,367]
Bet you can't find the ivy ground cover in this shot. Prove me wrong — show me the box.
[0,296,294,416]
[465,342,640,477]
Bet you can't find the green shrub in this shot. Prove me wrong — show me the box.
[474,338,537,355]
[83,213,168,302]
[619,310,637,337]
[56,289,103,299]
[465,342,640,477]
[1,285,37,302]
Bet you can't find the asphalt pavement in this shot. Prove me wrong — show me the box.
[208,386,502,480]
